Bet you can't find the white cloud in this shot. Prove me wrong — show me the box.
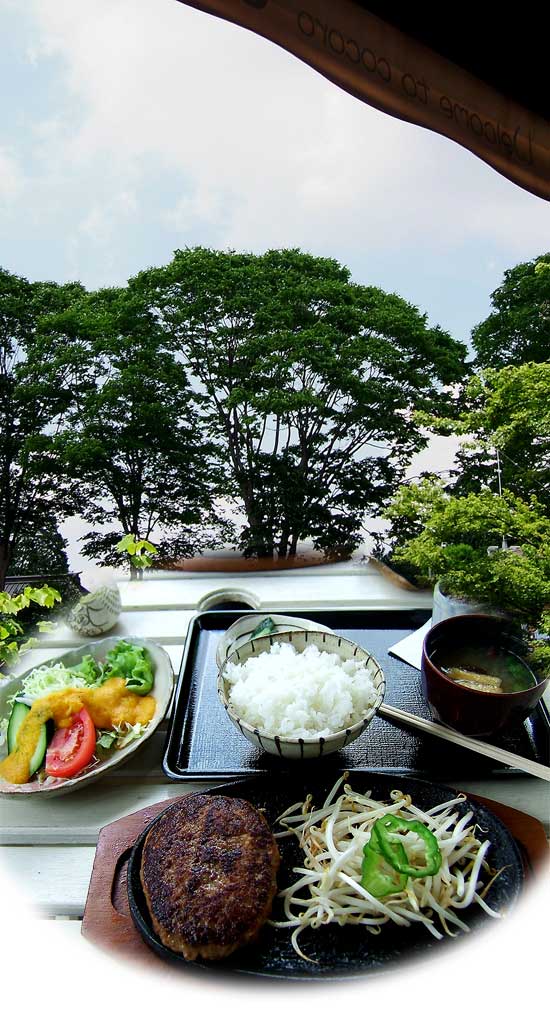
[0,0,545,328]
[18,0,550,265]
[78,190,138,244]
[165,181,232,233]
[0,147,23,203]
[78,206,111,244]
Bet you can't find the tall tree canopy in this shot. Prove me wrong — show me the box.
[454,363,550,510]
[0,267,86,590]
[472,255,550,367]
[134,247,467,559]
[51,286,232,567]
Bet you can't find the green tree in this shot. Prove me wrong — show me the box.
[53,287,232,570]
[472,254,550,367]
[417,363,550,513]
[376,473,448,577]
[8,519,69,576]
[0,267,86,591]
[134,247,467,559]
[455,363,549,507]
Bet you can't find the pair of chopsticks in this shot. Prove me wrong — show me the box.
[378,702,550,782]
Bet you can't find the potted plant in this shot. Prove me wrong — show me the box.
[383,479,550,676]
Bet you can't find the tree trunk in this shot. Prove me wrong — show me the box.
[277,526,290,559]
[0,541,11,592]
[241,496,274,558]
[245,535,274,558]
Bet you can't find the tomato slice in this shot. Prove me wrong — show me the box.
[45,708,97,778]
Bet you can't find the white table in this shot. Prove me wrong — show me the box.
[1,563,548,977]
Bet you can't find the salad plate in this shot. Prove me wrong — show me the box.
[0,636,174,798]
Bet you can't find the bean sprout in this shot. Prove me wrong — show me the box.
[270,775,501,961]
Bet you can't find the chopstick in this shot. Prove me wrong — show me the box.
[378,703,550,782]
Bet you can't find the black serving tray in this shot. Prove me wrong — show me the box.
[162,609,550,782]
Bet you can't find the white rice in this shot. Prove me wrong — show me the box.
[223,641,379,739]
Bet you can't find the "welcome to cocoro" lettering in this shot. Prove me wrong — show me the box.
[297,9,391,84]
[295,7,534,167]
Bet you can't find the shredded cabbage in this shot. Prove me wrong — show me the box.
[96,722,147,750]
[16,658,104,704]
[115,722,148,747]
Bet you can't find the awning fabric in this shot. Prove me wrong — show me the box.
[177,0,550,201]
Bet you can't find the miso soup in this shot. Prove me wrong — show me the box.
[432,641,536,694]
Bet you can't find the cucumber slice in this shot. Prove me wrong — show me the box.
[6,701,48,776]
[29,722,48,776]
[7,702,29,753]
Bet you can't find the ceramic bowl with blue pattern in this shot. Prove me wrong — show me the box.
[217,629,385,759]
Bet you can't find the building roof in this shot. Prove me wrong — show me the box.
[4,573,88,600]
[177,1,550,199]
[359,4,549,123]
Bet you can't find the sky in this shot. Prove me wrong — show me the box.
[1,0,550,571]
[2,0,550,352]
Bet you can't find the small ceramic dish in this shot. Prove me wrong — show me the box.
[422,614,548,738]
[217,629,385,759]
[0,636,174,798]
[215,613,333,671]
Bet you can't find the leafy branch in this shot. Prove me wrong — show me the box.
[0,584,61,674]
[115,534,158,573]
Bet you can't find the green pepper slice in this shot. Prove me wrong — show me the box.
[373,815,442,878]
[361,827,408,898]
[250,617,278,639]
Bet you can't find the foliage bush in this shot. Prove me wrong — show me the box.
[384,481,550,677]
[386,482,550,620]
[0,585,61,676]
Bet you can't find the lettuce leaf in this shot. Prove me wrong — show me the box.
[69,654,104,685]
[102,641,154,694]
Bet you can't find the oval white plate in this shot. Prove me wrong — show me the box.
[0,636,173,798]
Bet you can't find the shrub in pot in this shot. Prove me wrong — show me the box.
[430,580,503,625]
[384,481,550,676]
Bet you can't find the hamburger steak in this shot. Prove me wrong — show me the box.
[140,793,280,961]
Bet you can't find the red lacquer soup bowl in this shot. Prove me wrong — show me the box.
[421,614,548,739]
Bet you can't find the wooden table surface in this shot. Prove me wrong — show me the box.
[1,565,548,928]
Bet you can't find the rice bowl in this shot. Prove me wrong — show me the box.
[217,630,385,759]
